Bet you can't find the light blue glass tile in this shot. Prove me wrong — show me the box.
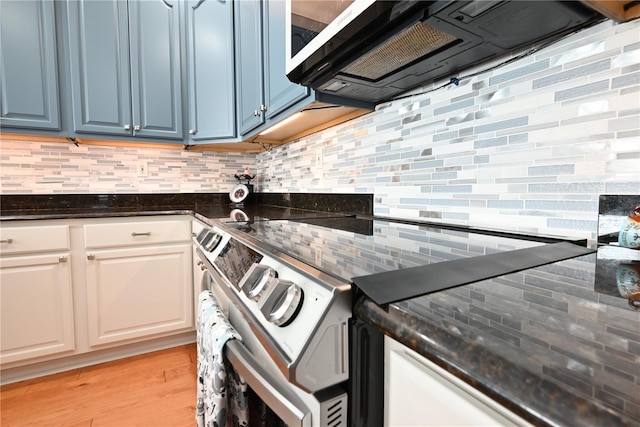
[554,80,609,101]
[433,130,459,142]
[429,199,470,207]
[487,200,523,209]
[475,136,508,149]
[529,182,605,192]
[509,134,528,143]
[547,218,597,231]
[474,117,528,134]
[525,200,597,211]
[490,59,550,85]
[401,150,421,159]
[612,72,640,89]
[362,166,384,174]
[376,120,401,131]
[434,99,474,116]
[432,171,458,180]
[474,155,490,164]
[432,184,472,192]
[605,181,640,192]
[412,159,444,169]
[533,59,611,89]
[528,164,575,176]
[376,153,402,163]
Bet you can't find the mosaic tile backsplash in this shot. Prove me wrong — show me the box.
[1,20,638,241]
[0,140,256,194]
[257,20,640,240]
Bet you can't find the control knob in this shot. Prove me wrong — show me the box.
[260,279,303,327]
[240,264,277,301]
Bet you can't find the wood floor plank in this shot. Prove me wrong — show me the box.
[1,344,197,427]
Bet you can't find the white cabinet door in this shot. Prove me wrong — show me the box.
[0,253,75,365]
[384,336,529,427]
[85,243,193,348]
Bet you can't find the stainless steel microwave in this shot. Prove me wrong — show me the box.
[285,0,603,104]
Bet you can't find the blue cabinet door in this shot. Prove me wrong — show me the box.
[129,0,183,139]
[185,0,236,141]
[0,0,60,130]
[66,0,131,136]
[66,0,183,140]
[263,0,308,120]
[235,0,265,135]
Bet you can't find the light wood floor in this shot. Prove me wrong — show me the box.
[0,343,197,427]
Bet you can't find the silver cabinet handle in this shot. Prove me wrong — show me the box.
[59,256,68,263]
[134,125,141,131]
[189,129,196,135]
[254,110,259,117]
[260,104,267,112]
[0,238,13,244]
[124,124,131,131]
[87,254,95,260]
[131,232,151,237]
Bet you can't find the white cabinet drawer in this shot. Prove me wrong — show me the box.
[84,220,191,249]
[0,225,70,255]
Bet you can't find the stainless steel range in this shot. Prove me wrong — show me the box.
[194,212,558,426]
[194,216,353,427]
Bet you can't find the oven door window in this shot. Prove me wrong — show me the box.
[247,389,288,427]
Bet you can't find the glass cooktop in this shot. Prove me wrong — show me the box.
[222,216,549,283]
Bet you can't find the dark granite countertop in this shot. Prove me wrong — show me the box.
[3,193,638,425]
[355,250,640,426]
[0,193,372,222]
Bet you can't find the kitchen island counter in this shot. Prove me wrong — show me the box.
[355,251,640,426]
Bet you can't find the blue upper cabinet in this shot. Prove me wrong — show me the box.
[235,0,265,136]
[234,0,312,137]
[0,0,61,130]
[66,0,130,136]
[263,0,309,120]
[185,0,236,142]
[128,0,183,139]
[66,0,183,140]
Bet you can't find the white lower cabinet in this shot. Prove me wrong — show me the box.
[85,243,192,347]
[0,252,75,364]
[0,216,195,381]
[384,336,530,427]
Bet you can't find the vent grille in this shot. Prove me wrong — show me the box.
[320,391,347,427]
[342,22,458,81]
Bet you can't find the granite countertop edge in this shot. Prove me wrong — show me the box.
[354,297,636,427]
[0,209,197,221]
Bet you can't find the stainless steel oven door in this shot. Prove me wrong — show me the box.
[196,248,347,427]
[225,340,311,427]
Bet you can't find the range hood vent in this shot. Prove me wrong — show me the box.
[288,0,608,104]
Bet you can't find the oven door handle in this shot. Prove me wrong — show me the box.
[225,340,311,427]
